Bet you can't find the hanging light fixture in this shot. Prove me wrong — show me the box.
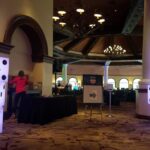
[98,18,105,24]
[52,16,60,21]
[59,22,66,27]
[76,8,85,14]
[89,24,96,29]
[94,13,102,19]
[58,10,66,16]
[104,45,126,56]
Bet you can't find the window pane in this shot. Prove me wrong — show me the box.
[56,77,63,86]
[108,78,115,89]
[69,78,77,90]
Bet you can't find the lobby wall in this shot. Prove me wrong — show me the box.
[0,0,53,95]
[52,64,142,89]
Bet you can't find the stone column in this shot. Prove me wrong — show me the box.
[104,65,109,86]
[136,0,150,118]
[62,64,68,86]
[103,61,111,86]
[142,0,150,80]
[32,56,53,96]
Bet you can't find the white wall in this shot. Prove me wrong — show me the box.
[67,64,142,76]
[53,64,142,89]
[9,28,33,76]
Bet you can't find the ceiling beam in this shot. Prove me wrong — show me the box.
[125,36,140,58]
[81,37,98,55]
[63,38,83,52]
[122,0,144,34]
[54,38,72,45]
[54,24,75,38]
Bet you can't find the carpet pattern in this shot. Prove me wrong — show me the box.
[1,102,150,150]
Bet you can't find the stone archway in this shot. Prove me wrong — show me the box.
[3,15,48,62]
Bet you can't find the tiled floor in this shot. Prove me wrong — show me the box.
[1,102,150,150]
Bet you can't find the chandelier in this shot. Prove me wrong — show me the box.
[104,45,126,56]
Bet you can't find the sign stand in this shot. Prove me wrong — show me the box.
[108,90,112,117]
[104,83,113,118]
[84,103,103,121]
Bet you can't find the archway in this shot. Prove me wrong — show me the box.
[3,15,48,62]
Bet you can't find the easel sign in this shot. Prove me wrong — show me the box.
[83,75,103,104]
[83,86,103,103]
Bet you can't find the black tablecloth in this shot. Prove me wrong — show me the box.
[17,95,77,125]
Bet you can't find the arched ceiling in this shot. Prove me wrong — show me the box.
[53,0,144,65]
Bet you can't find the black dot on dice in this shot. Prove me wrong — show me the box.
[2,60,7,65]
[2,75,6,80]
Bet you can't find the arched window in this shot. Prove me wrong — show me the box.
[56,77,63,86]
[69,77,78,90]
[133,79,141,89]
[119,79,129,89]
[108,78,116,89]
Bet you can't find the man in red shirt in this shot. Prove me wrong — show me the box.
[9,70,28,118]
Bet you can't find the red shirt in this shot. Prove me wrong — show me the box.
[9,76,28,94]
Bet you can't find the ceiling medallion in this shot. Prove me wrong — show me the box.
[104,45,126,56]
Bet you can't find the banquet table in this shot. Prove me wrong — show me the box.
[17,94,77,125]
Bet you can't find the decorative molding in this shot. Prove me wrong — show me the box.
[0,42,14,54]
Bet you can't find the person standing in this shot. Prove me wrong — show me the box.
[9,70,28,118]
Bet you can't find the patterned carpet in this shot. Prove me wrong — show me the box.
[1,102,150,150]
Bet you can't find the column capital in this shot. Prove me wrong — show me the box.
[105,61,111,66]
